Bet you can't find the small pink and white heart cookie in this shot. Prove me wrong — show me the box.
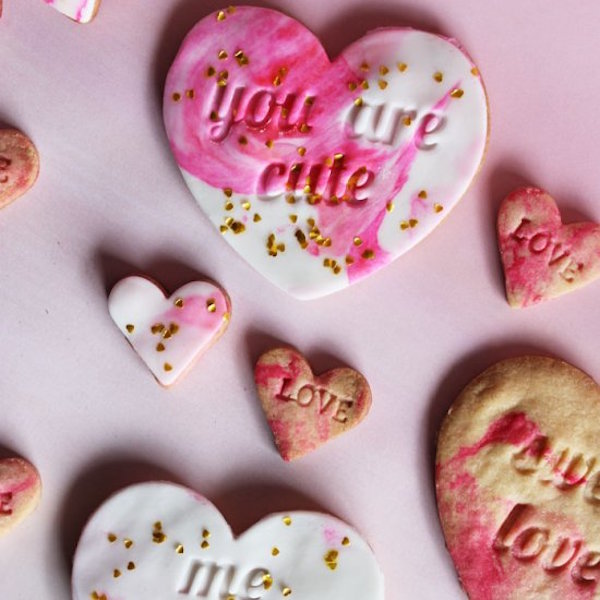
[42,0,101,23]
[0,457,42,537]
[0,129,40,210]
[255,348,372,461]
[108,276,231,387]
[497,187,600,307]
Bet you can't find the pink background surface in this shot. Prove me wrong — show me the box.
[2,1,600,598]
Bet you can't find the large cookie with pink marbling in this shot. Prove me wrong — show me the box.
[164,6,489,299]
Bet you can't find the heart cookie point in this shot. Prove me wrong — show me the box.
[43,0,102,23]
[164,7,489,298]
[436,356,600,600]
[0,457,42,537]
[498,187,600,307]
[108,276,231,386]
[72,482,385,600]
[255,347,372,460]
[0,129,40,210]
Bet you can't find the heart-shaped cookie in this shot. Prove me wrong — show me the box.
[164,7,489,299]
[42,0,101,23]
[436,356,600,600]
[0,457,41,537]
[0,129,40,210]
[108,276,231,386]
[255,348,371,461]
[72,482,384,599]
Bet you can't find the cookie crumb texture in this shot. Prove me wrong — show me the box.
[72,482,385,599]
[0,129,39,210]
[436,356,600,600]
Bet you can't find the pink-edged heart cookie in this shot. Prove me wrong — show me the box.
[42,0,101,23]
[163,7,489,299]
[108,276,231,386]
[0,457,42,537]
[0,129,40,210]
[72,482,384,600]
[254,347,372,461]
[436,356,600,600]
[497,187,600,307]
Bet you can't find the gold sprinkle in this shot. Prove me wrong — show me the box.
[163,363,173,372]
[206,299,217,313]
[325,550,339,563]
[333,265,342,275]
[305,96,315,106]
[175,297,184,308]
[286,194,296,204]
[216,10,226,21]
[223,188,233,198]
[397,62,408,72]
[231,221,246,234]
[220,225,228,233]
[218,49,228,60]
[156,344,165,356]
[217,77,228,87]
[176,544,184,554]
[225,201,234,211]
[297,146,306,157]
[353,236,362,246]
[206,66,216,77]
[227,5,236,13]
[127,562,135,571]
[169,322,179,335]
[124,538,133,549]
[378,80,388,90]
[434,203,444,213]
[273,75,282,87]
[235,50,249,66]
[323,258,331,268]
[379,65,389,75]
[386,201,394,212]
[225,217,234,228]
[154,521,162,530]
[409,218,419,228]
[238,135,248,145]
[289,214,298,223]
[295,230,308,249]
[282,588,292,597]
[471,67,479,76]
[186,89,195,99]
[345,255,354,265]
[202,529,211,538]
[151,323,165,334]
[400,221,410,230]
[403,116,412,127]
[265,140,273,149]
[326,562,338,571]
[348,81,358,91]
[201,540,210,549]
[433,71,443,83]
[210,111,218,121]
[277,243,285,252]
[113,569,121,578]
[342,536,351,546]
[162,329,172,340]
[360,61,369,72]
[107,533,117,543]
[361,80,369,90]
[450,88,464,99]
[241,200,251,210]
[125,324,134,334]
[283,516,292,526]
[362,249,375,259]
[418,190,428,199]
[272,547,280,556]
[172,92,181,102]
[227,596,235,600]
[299,123,310,133]
[222,312,230,322]
[354,97,363,107]
[253,213,262,222]
[262,573,274,589]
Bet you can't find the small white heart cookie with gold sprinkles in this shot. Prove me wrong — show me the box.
[72,482,385,600]
[108,276,231,387]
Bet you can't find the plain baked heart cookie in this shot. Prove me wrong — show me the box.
[0,129,39,210]
[436,356,600,600]
[498,187,600,307]
[42,0,101,23]
[108,276,231,387]
[71,482,385,599]
[255,348,372,461]
[164,6,489,299]
[0,457,41,537]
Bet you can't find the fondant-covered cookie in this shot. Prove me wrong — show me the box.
[255,347,372,460]
[498,187,600,307]
[164,6,489,299]
[108,276,231,386]
[0,457,41,537]
[42,0,101,23]
[72,482,385,599]
[436,356,600,599]
[0,129,39,210]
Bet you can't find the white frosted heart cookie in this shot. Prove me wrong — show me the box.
[108,276,231,386]
[0,457,41,537]
[71,482,385,599]
[436,356,600,600]
[163,6,489,299]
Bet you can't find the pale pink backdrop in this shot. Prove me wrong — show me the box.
[2,1,600,598]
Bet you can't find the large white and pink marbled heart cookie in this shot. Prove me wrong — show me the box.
[164,6,489,299]
[42,0,101,23]
[108,276,231,387]
[72,482,385,600]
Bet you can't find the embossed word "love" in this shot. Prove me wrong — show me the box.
[278,379,354,423]
[177,558,268,599]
